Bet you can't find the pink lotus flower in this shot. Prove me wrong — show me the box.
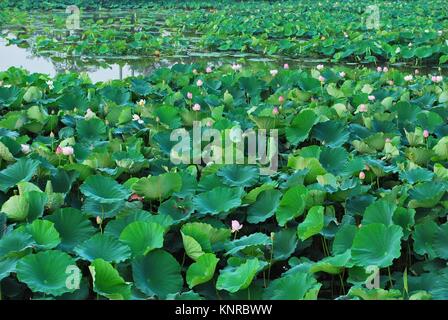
[192,103,201,111]
[359,104,368,112]
[432,75,443,83]
[423,129,429,138]
[270,69,278,76]
[283,63,289,69]
[339,72,346,78]
[272,106,279,115]
[62,146,74,156]
[318,75,325,83]
[317,64,324,70]
[359,171,366,180]
[404,75,413,82]
[21,144,31,154]
[377,66,383,72]
[368,95,376,101]
[383,67,388,72]
[231,63,242,71]
[187,92,193,99]
[56,146,63,154]
[278,96,284,103]
[129,194,144,202]
[231,220,243,233]
[132,114,144,124]
[206,66,212,73]
[196,79,203,87]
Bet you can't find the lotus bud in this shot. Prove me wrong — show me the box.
[206,66,212,73]
[316,64,324,70]
[21,144,31,154]
[231,220,243,233]
[196,79,203,87]
[192,103,201,111]
[359,171,366,180]
[283,63,289,69]
[278,96,284,103]
[96,216,102,225]
[187,92,193,99]
[423,129,429,138]
[270,69,278,76]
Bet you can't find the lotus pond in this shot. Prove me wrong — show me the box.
[1,0,448,301]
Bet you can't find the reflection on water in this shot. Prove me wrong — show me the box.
[0,36,292,82]
[2,33,440,83]
[0,37,140,82]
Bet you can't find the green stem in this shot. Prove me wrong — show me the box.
[387,266,393,289]
[339,271,346,295]
[267,241,274,286]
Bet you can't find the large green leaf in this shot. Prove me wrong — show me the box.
[312,120,349,147]
[132,250,183,298]
[16,250,79,296]
[297,206,324,241]
[132,172,182,200]
[74,233,131,263]
[224,233,271,256]
[362,199,397,226]
[89,258,131,300]
[273,228,298,261]
[193,187,243,215]
[76,118,107,142]
[0,158,40,192]
[216,258,260,293]
[247,189,282,224]
[26,220,60,250]
[263,271,320,299]
[119,221,164,257]
[434,223,448,259]
[351,223,403,268]
[285,109,318,145]
[0,229,34,258]
[276,185,308,226]
[46,208,96,252]
[413,220,439,259]
[216,165,259,188]
[181,222,231,259]
[80,175,130,204]
[186,253,219,288]
[408,182,445,208]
